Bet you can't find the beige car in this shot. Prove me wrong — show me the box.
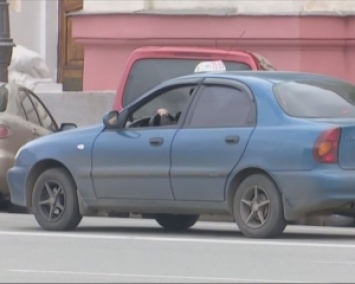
[0,83,76,212]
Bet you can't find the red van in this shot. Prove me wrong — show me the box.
[113,46,276,111]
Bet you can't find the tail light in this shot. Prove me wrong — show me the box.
[313,127,341,164]
[0,125,9,138]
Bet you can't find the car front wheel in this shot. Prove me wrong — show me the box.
[233,174,286,238]
[32,168,82,231]
[155,214,199,231]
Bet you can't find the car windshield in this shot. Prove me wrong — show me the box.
[0,84,8,112]
[273,79,355,118]
[122,58,252,107]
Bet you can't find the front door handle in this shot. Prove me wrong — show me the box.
[149,137,164,146]
[225,135,240,144]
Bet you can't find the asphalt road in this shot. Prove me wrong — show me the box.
[1,213,355,283]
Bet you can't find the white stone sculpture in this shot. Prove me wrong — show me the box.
[8,45,62,92]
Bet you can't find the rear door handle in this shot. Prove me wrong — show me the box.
[149,137,164,146]
[225,135,240,144]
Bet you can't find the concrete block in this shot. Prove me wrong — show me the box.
[36,90,115,127]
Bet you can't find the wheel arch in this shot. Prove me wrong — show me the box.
[226,167,282,213]
[26,159,77,207]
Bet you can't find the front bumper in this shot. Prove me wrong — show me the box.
[6,166,29,207]
[273,168,355,220]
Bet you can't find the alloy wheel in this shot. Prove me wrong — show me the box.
[239,185,271,229]
[38,180,66,221]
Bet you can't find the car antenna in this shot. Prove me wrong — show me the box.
[222,30,246,61]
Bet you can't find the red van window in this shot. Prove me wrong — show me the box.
[122,58,251,106]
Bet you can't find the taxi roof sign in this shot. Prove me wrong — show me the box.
[194,60,226,73]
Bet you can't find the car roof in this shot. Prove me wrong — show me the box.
[165,71,349,86]
[125,71,353,110]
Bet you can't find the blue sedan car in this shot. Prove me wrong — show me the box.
[7,71,355,238]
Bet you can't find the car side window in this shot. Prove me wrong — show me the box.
[127,85,195,128]
[18,90,41,126]
[28,92,56,131]
[188,85,256,127]
[16,100,27,120]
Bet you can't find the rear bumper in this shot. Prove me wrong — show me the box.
[0,152,15,198]
[6,166,28,207]
[272,168,355,220]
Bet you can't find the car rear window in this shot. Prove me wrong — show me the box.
[273,80,355,118]
[122,58,252,106]
[0,85,8,112]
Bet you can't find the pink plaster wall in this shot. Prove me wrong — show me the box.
[71,14,355,91]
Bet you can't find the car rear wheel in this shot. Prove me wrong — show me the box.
[233,174,286,238]
[155,214,199,231]
[32,168,82,231]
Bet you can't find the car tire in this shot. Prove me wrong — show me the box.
[32,168,82,231]
[155,214,199,231]
[233,174,286,238]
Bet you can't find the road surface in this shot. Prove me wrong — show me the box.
[1,213,355,283]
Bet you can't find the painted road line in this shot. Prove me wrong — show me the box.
[313,261,355,265]
[8,269,313,283]
[1,230,355,249]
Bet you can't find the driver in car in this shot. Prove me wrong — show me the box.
[156,108,176,126]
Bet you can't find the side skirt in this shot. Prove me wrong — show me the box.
[77,191,230,217]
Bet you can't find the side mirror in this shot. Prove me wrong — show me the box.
[59,122,77,131]
[103,110,120,129]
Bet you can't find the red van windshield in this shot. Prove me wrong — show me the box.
[122,58,252,106]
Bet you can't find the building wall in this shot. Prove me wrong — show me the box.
[9,0,58,81]
[6,0,355,85]
[83,0,355,15]
[71,0,355,91]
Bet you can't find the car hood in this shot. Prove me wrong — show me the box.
[23,124,104,150]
